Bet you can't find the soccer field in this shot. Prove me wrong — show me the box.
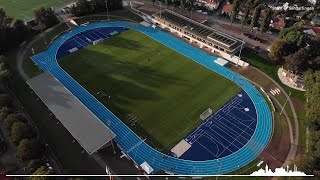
[59,30,241,151]
[0,0,74,19]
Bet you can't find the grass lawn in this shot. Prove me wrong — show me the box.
[59,30,240,151]
[0,0,74,20]
[241,48,307,147]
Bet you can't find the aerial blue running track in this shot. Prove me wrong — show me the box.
[31,22,272,175]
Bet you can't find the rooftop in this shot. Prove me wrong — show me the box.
[155,10,242,50]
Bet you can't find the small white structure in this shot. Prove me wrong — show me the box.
[303,29,317,36]
[214,58,228,66]
[68,47,78,53]
[171,140,192,157]
[140,162,154,174]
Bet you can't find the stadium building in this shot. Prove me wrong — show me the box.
[152,10,244,63]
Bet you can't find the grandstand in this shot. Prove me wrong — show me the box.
[153,10,243,55]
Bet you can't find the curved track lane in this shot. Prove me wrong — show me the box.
[31,22,272,175]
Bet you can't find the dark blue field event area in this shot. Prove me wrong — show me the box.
[56,27,128,59]
[31,22,272,175]
[180,90,257,161]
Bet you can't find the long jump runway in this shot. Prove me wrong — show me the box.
[31,22,272,175]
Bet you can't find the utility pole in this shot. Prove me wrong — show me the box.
[159,2,162,18]
[280,91,291,115]
[237,36,245,66]
[105,0,109,20]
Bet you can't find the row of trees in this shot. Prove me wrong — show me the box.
[230,0,273,33]
[295,70,320,176]
[0,56,52,175]
[71,0,123,17]
[268,23,320,74]
[0,6,59,54]
[0,9,32,54]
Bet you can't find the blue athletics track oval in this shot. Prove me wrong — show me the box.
[31,22,272,175]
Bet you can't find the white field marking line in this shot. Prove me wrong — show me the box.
[209,119,250,143]
[217,121,256,157]
[225,109,256,132]
[187,130,205,144]
[86,33,97,41]
[92,29,108,38]
[186,84,242,119]
[213,115,252,140]
[195,137,219,159]
[201,132,237,155]
[203,128,242,151]
[148,74,215,136]
[207,122,247,148]
[79,35,93,45]
[74,36,88,47]
[227,104,257,122]
[225,114,255,133]
[216,116,253,138]
[161,117,203,151]
[91,31,105,39]
[226,106,256,124]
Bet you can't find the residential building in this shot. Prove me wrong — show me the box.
[196,0,220,10]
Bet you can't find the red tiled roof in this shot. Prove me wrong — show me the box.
[312,26,320,34]
[222,3,232,14]
[271,15,285,28]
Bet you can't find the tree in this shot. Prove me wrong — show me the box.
[0,8,13,29]
[230,0,240,26]
[27,159,42,173]
[0,94,12,107]
[0,107,12,120]
[241,8,250,30]
[17,138,42,160]
[253,0,260,8]
[30,166,52,180]
[72,0,92,16]
[3,113,20,132]
[0,62,10,83]
[10,122,34,145]
[34,7,59,28]
[260,8,272,33]
[250,4,262,31]
[268,39,288,63]
[180,0,185,9]
[285,48,309,74]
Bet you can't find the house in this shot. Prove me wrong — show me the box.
[311,16,320,26]
[270,15,286,29]
[196,0,220,10]
[221,2,232,16]
[303,26,320,36]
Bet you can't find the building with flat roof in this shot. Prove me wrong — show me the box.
[153,10,243,57]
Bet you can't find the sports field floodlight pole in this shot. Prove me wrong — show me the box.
[238,35,245,66]
[105,0,110,20]
[280,91,291,116]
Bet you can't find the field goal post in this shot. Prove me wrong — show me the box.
[200,108,213,120]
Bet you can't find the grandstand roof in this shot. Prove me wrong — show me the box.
[27,72,115,154]
[154,10,242,50]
